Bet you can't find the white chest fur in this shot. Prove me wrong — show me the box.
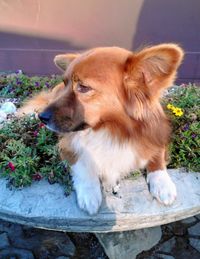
[71,129,147,186]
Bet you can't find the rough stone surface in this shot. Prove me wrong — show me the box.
[166,221,187,236]
[0,247,34,259]
[181,216,197,224]
[7,226,76,258]
[0,216,200,258]
[196,214,200,220]
[158,237,176,253]
[56,257,70,259]
[138,215,200,259]
[96,227,161,259]
[0,219,107,259]
[0,232,10,249]
[188,222,200,236]
[156,255,175,259]
[190,238,200,253]
[0,169,199,232]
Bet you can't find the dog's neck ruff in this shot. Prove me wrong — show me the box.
[71,127,148,186]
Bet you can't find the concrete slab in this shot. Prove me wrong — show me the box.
[96,227,162,259]
[0,169,199,233]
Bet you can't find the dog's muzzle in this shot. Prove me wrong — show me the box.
[38,110,52,125]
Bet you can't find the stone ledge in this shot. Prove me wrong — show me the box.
[0,169,199,233]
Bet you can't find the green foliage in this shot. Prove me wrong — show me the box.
[0,115,72,193]
[0,72,61,103]
[163,84,200,172]
[0,72,199,190]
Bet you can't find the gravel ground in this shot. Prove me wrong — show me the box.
[138,215,200,259]
[0,215,200,258]
[0,219,107,259]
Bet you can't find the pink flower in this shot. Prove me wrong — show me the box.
[33,130,38,137]
[32,173,42,181]
[38,123,45,129]
[8,162,15,172]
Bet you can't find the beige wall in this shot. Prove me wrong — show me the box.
[0,0,144,49]
[0,0,199,81]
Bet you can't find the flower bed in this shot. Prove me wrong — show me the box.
[163,85,200,172]
[0,72,72,193]
[0,72,199,189]
[0,115,72,194]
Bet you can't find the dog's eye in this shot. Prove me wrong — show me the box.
[77,83,92,93]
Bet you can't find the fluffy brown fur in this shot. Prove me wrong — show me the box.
[18,44,184,214]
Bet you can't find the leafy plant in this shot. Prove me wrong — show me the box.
[0,115,72,194]
[0,71,61,103]
[0,72,199,190]
[163,84,200,172]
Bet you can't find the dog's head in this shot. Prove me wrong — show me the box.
[39,44,184,134]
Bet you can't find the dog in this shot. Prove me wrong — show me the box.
[18,44,184,215]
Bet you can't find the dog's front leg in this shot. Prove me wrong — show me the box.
[72,160,102,215]
[146,150,177,205]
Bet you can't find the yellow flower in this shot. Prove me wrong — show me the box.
[166,103,184,117]
[172,107,178,113]
[175,108,182,113]
[167,103,173,110]
[175,110,184,117]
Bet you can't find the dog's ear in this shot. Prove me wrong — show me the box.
[124,43,184,94]
[123,44,184,119]
[54,53,80,71]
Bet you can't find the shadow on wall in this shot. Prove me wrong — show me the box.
[132,0,200,83]
[0,31,86,75]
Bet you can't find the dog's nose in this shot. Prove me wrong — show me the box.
[38,110,52,124]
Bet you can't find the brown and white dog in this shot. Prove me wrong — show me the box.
[18,44,184,215]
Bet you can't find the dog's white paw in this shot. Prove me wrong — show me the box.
[76,184,102,215]
[147,170,177,205]
[72,161,102,215]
